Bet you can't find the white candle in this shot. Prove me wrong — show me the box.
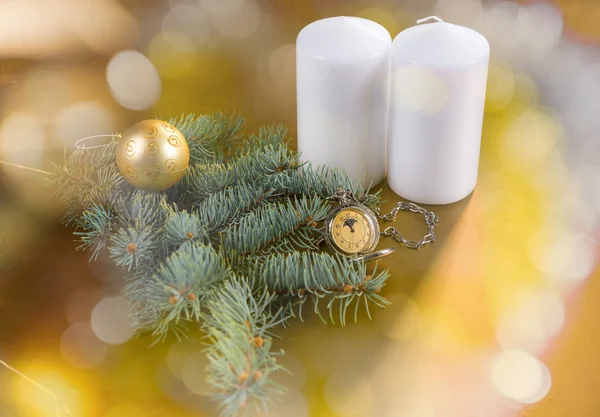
[388,17,490,205]
[296,17,391,189]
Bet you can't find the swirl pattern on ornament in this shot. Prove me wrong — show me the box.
[125,140,136,157]
[144,126,158,139]
[162,122,176,133]
[146,142,160,155]
[125,165,138,179]
[164,159,178,172]
[144,161,160,179]
[168,135,181,147]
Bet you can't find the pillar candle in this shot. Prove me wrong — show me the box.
[297,16,391,189]
[388,17,490,205]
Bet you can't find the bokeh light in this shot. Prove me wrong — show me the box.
[268,44,296,95]
[0,0,137,58]
[528,149,570,193]
[166,340,195,379]
[476,2,521,55]
[181,351,208,395]
[495,288,565,354]
[202,0,262,40]
[528,228,596,283]
[490,349,551,404]
[198,0,246,17]
[162,5,211,51]
[106,50,162,111]
[513,2,564,65]
[22,68,71,119]
[485,62,515,113]
[53,101,115,148]
[500,108,562,172]
[155,362,193,404]
[545,185,597,234]
[90,296,134,345]
[147,33,199,80]
[61,323,108,369]
[0,112,45,165]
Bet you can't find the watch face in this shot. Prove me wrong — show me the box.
[329,206,378,254]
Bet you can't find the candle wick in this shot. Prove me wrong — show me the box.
[416,16,445,24]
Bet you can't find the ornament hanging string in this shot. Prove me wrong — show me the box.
[74,134,119,150]
[0,133,120,177]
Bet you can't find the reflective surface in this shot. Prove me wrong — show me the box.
[1,1,599,416]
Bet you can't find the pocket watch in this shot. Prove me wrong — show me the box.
[325,189,439,263]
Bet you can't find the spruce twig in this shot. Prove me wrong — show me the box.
[135,243,231,342]
[249,252,390,325]
[220,196,330,260]
[203,279,288,417]
[108,225,159,271]
[74,204,114,260]
[169,112,245,163]
[196,181,276,236]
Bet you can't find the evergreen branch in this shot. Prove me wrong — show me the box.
[228,142,298,184]
[74,204,114,260]
[135,243,231,341]
[196,181,276,236]
[203,279,288,417]
[235,124,288,156]
[131,304,190,344]
[163,207,208,249]
[274,164,382,209]
[189,140,299,201]
[53,112,392,417]
[187,163,233,201]
[115,191,167,229]
[52,142,124,225]
[170,113,245,164]
[249,252,390,326]
[123,269,151,310]
[108,225,159,271]
[220,196,330,259]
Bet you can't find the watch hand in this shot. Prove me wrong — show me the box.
[344,219,357,233]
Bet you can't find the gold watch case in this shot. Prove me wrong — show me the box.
[325,203,380,256]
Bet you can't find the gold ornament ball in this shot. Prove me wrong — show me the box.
[115,119,190,192]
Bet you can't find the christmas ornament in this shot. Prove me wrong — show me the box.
[115,119,190,192]
[326,189,439,262]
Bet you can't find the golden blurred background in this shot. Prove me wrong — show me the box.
[1,0,599,416]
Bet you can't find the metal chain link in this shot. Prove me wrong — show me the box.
[328,189,439,250]
[374,202,439,250]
